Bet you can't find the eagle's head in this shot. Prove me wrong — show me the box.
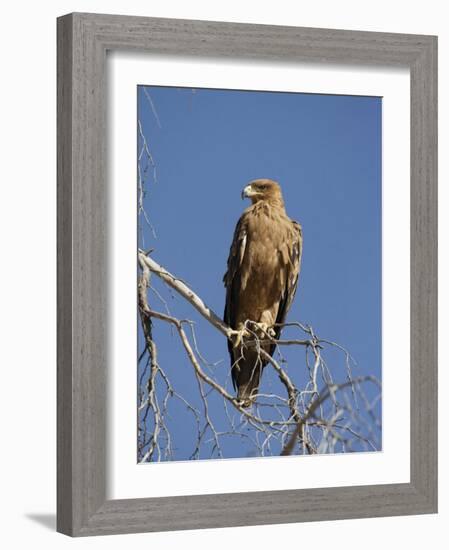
[241,178,284,206]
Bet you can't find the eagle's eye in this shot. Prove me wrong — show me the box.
[258,184,267,191]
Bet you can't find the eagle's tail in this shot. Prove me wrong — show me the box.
[232,348,266,408]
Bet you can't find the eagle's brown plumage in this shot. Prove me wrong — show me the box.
[223,179,302,406]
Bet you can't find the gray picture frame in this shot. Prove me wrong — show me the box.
[57,12,438,537]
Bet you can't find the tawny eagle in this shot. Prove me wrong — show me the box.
[223,179,302,407]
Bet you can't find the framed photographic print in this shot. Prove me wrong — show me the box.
[57,12,437,536]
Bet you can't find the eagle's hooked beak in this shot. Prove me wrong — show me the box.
[241,185,252,200]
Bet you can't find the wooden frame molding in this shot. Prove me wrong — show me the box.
[57,12,437,536]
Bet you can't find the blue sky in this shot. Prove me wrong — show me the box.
[137,85,382,461]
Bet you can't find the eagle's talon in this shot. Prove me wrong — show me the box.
[251,322,275,339]
[230,328,250,348]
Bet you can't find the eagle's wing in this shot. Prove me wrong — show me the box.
[223,215,247,327]
[223,214,247,380]
[271,220,303,353]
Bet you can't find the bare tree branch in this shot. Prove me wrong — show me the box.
[139,250,233,339]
